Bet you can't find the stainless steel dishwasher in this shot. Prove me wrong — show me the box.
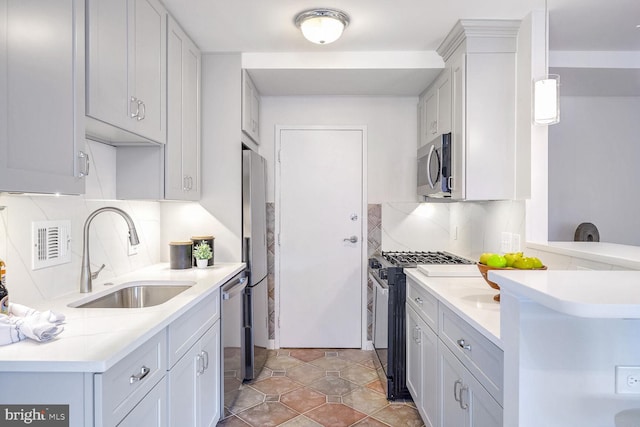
[220,271,248,412]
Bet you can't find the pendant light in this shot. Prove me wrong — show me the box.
[295,9,350,45]
[533,0,560,125]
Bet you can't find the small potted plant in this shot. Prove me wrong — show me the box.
[193,242,213,268]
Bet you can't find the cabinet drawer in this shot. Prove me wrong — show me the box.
[407,277,438,331]
[439,305,503,405]
[95,330,167,426]
[167,290,220,367]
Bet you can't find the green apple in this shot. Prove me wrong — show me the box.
[512,257,534,269]
[486,254,507,268]
[479,253,493,265]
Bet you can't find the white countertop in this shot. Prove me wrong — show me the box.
[490,269,640,318]
[527,241,640,270]
[0,262,245,373]
[404,268,502,349]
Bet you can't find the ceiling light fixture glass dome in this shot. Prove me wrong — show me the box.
[294,9,350,45]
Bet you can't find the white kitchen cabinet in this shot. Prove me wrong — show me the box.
[0,0,86,194]
[242,70,261,144]
[418,68,452,148]
[440,343,502,427]
[437,20,519,201]
[168,322,221,427]
[407,305,439,427]
[119,377,167,427]
[86,0,167,145]
[165,15,201,200]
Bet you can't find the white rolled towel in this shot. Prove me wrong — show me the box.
[0,314,63,345]
[8,302,65,325]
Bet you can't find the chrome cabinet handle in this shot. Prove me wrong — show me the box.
[136,100,145,121]
[130,96,139,119]
[454,379,462,403]
[129,366,150,384]
[343,236,358,243]
[78,151,90,177]
[183,176,189,191]
[460,384,469,410]
[457,338,471,351]
[414,326,421,344]
[414,297,423,305]
[201,350,209,370]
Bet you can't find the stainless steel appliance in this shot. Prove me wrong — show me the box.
[369,250,474,400]
[221,271,248,410]
[417,132,452,198]
[241,149,269,381]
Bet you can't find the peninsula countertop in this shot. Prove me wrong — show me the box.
[0,262,245,373]
[490,269,640,318]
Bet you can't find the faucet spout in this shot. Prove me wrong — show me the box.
[80,207,140,293]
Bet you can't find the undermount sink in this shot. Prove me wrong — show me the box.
[69,280,195,309]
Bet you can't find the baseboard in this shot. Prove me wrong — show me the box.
[267,339,276,350]
[363,340,374,351]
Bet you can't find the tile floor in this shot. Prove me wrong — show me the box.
[218,349,424,427]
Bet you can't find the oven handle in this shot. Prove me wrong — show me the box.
[222,276,248,300]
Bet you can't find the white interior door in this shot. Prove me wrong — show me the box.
[277,127,364,348]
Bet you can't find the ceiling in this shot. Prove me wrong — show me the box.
[162,0,640,96]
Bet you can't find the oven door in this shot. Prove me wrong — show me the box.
[372,274,389,377]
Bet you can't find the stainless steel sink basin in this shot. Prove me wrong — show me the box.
[69,280,195,309]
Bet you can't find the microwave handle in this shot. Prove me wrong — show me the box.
[448,176,454,190]
[427,144,437,189]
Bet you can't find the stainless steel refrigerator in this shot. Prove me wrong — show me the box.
[242,149,269,381]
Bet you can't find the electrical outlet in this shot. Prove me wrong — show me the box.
[616,366,640,394]
[128,242,138,256]
[500,232,512,253]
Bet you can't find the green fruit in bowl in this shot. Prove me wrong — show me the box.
[512,257,534,269]
[486,254,507,268]
[530,257,543,268]
[479,253,493,265]
[504,252,522,267]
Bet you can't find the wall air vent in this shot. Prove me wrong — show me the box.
[32,220,71,270]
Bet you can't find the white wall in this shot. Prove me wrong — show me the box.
[0,140,161,304]
[259,96,419,203]
[548,96,640,245]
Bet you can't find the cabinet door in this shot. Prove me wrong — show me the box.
[436,70,452,135]
[130,0,166,143]
[119,377,167,427]
[406,306,423,402]
[242,71,260,144]
[0,0,86,194]
[86,0,129,131]
[440,343,468,427]
[425,89,438,142]
[166,16,201,201]
[168,346,198,426]
[198,321,221,427]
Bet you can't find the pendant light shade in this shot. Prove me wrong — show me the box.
[533,75,560,125]
[295,9,350,45]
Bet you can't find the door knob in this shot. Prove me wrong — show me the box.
[343,236,358,243]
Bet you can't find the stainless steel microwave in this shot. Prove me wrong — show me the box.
[417,133,452,198]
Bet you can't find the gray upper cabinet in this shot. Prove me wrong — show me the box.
[165,16,201,201]
[86,0,167,145]
[242,70,261,144]
[0,0,86,194]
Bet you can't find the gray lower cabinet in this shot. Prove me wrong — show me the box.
[0,0,86,194]
[440,344,502,427]
[406,276,503,427]
[118,377,167,427]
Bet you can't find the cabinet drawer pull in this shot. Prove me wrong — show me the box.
[457,338,471,351]
[414,297,423,305]
[454,379,462,403]
[129,366,150,384]
[460,385,469,410]
[78,151,90,177]
[137,100,145,121]
[202,350,209,370]
[130,96,139,119]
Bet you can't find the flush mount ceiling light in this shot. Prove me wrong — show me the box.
[294,8,350,45]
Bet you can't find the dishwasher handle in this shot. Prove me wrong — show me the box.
[222,275,248,300]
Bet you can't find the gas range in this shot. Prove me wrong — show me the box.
[369,251,474,284]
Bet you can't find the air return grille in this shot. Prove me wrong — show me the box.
[32,220,71,270]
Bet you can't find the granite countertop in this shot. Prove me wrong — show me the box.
[404,268,502,349]
[0,262,245,373]
[490,269,640,318]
